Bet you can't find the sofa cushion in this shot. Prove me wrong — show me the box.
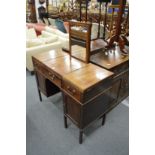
[55,19,67,33]
[26,38,44,48]
[55,29,69,39]
[45,26,57,34]
[41,30,57,38]
[26,28,37,40]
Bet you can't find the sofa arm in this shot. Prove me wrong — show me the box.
[26,41,61,72]
[41,30,57,38]
[45,26,69,39]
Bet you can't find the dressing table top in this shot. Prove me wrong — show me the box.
[63,63,113,92]
[90,48,129,69]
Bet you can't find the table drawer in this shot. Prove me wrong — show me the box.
[34,60,61,88]
[63,81,81,101]
[46,70,61,88]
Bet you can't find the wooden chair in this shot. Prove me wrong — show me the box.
[69,21,107,63]
[69,21,91,63]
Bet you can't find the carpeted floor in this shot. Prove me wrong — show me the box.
[26,71,129,155]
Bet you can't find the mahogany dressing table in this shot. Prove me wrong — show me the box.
[32,48,125,144]
[32,20,129,143]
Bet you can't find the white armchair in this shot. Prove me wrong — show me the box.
[26,28,61,72]
[44,26,69,50]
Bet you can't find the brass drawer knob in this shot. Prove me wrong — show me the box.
[67,86,70,90]
[67,86,76,95]
[72,89,76,94]
[48,72,52,75]
[51,75,55,80]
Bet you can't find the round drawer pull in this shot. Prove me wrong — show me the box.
[72,89,76,94]
[67,86,76,95]
[51,75,55,80]
[48,72,52,76]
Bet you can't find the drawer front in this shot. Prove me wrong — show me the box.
[36,72,60,97]
[46,70,61,88]
[63,81,81,101]
[33,60,61,88]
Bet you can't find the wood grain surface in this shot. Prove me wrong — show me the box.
[91,47,129,69]
[33,48,68,63]
[43,55,87,77]
[63,63,113,92]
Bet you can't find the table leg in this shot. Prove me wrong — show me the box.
[102,114,106,126]
[64,115,68,128]
[38,89,42,102]
[79,130,83,144]
[34,71,42,102]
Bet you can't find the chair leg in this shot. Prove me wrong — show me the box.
[79,130,83,144]
[64,115,68,128]
[30,71,34,75]
[102,114,106,126]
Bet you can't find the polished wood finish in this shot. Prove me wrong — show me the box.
[69,21,107,63]
[69,21,92,63]
[33,48,68,63]
[44,56,87,77]
[90,39,107,53]
[90,48,129,70]
[33,51,87,90]
[63,63,113,93]
[32,48,117,144]
[32,46,129,143]
[62,63,113,104]
[90,47,129,103]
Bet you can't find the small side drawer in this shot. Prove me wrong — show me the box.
[33,59,61,88]
[46,70,61,88]
[63,81,81,101]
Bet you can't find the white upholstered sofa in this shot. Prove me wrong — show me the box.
[26,27,61,72]
[44,24,104,46]
[44,26,69,50]
[26,23,106,72]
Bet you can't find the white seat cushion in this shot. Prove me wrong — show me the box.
[45,26,57,34]
[41,30,57,38]
[55,29,69,39]
[45,26,69,39]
